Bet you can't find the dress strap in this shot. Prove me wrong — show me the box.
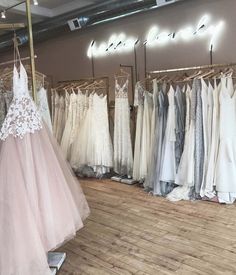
[13,34,22,67]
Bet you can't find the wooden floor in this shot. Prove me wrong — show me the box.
[57,179,236,275]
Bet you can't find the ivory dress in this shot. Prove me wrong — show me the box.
[37,87,53,132]
[202,79,220,198]
[160,85,176,183]
[0,62,90,275]
[215,76,236,203]
[139,91,153,179]
[133,82,144,181]
[60,92,77,159]
[113,78,133,176]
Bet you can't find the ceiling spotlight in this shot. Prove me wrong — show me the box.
[1,10,6,19]
[33,0,38,5]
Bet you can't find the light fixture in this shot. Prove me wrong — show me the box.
[1,10,6,19]
[33,0,38,5]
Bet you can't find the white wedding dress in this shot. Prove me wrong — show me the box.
[37,87,53,132]
[113,78,133,176]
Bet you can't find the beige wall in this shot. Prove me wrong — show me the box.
[1,0,236,101]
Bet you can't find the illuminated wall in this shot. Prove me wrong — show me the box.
[1,0,235,101]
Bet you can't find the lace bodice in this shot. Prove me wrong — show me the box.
[0,63,42,140]
[134,81,145,106]
[115,79,129,98]
[13,63,28,98]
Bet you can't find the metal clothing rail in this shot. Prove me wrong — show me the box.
[0,23,26,29]
[148,62,236,75]
[57,76,109,94]
[0,54,37,66]
[0,0,37,102]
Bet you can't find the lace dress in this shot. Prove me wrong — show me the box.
[53,92,60,141]
[139,91,153,180]
[0,62,90,275]
[144,79,159,190]
[37,87,52,132]
[133,82,145,180]
[113,78,133,176]
[60,92,77,159]
[92,93,113,172]
[0,91,5,129]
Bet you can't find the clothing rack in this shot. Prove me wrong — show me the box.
[1,2,65,273]
[148,62,236,75]
[0,0,37,102]
[56,76,110,106]
[0,55,37,67]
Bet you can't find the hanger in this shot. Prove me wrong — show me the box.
[115,68,130,78]
[156,75,168,83]
[183,70,202,81]
[197,69,215,79]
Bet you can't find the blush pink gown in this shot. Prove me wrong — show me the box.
[0,62,90,275]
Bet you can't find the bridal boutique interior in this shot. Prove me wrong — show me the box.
[1,0,236,274]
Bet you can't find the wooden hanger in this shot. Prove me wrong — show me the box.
[115,68,130,78]
[183,70,202,81]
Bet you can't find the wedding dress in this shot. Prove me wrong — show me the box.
[37,86,53,132]
[113,78,133,176]
[139,91,153,179]
[133,82,145,181]
[0,55,89,274]
[92,93,113,172]
[167,85,195,201]
[215,76,236,203]
[60,91,77,159]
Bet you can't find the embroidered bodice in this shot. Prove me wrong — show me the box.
[0,63,42,140]
[115,79,129,99]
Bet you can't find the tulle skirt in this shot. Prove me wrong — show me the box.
[0,123,90,275]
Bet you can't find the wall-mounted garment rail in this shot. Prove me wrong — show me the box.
[51,77,113,177]
[133,63,236,204]
[148,62,236,75]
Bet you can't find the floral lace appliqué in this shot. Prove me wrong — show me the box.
[0,95,42,140]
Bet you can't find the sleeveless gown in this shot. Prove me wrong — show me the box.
[0,63,90,275]
[113,78,133,176]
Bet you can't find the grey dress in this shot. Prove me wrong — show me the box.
[192,79,204,197]
[175,85,186,170]
[153,85,169,195]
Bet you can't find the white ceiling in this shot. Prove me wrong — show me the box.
[0,0,104,23]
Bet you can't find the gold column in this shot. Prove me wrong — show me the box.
[25,0,37,102]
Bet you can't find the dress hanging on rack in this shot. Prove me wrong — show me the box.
[215,76,236,203]
[0,44,90,275]
[113,77,133,177]
[37,86,53,132]
[133,82,145,181]
[139,90,153,180]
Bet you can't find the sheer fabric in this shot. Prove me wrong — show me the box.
[0,61,90,275]
[113,78,133,176]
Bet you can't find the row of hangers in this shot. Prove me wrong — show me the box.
[52,78,108,95]
[146,66,236,86]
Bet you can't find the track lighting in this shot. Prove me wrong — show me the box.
[1,10,6,19]
[33,0,38,5]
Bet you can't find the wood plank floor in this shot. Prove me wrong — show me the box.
[57,179,236,275]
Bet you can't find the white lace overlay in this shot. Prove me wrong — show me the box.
[113,78,133,176]
[0,96,42,140]
[0,63,42,140]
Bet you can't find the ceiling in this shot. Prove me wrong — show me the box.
[0,0,104,24]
